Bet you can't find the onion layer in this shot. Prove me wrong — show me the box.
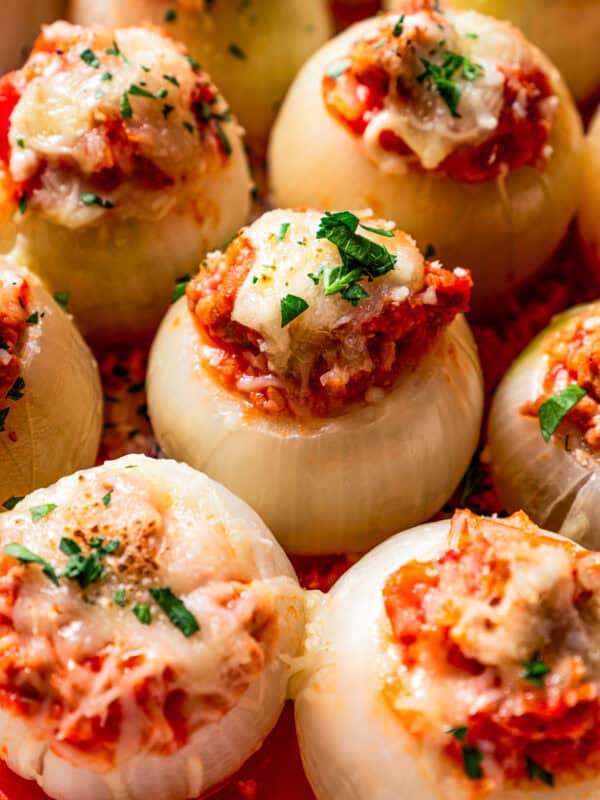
[579,109,600,279]
[268,14,583,312]
[487,301,600,546]
[70,0,333,152]
[0,266,102,502]
[147,298,483,555]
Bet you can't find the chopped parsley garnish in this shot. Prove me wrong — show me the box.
[163,73,180,86]
[424,243,437,260]
[59,536,117,588]
[418,52,484,118]
[539,385,587,442]
[526,757,554,787]
[307,271,321,285]
[162,103,175,119]
[465,32,479,40]
[447,726,468,742]
[2,496,23,510]
[18,193,27,215]
[277,222,290,241]
[164,7,177,22]
[183,121,195,133]
[102,490,113,507]
[215,122,232,155]
[30,503,57,522]
[0,407,9,432]
[53,291,70,311]
[327,59,350,79]
[186,54,201,71]
[316,211,396,305]
[4,543,59,585]
[133,603,152,624]
[6,377,25,400]
[462,745,484,780]
[121,91,133,118]
[228,43,246,60]
[128,84,158,99]
[106,40,126,60]
[80,48,100,68]
[101,71,113,82]
[150,587,200,637]
[359,223,395,238]
[280,294,309,327]
[16,138,25,148]
[80,192,114,209]
[522,653,551,687]
[393,15,405,37]
[115,589,126,607]
[172,279,189,303]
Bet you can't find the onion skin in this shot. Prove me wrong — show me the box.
[69,0,334,153]
[147,298,483,555]
[293,519,600,800]
[423,0,600,104]
[0,454,306,800]
[0,123,251,347]
[579,109,600,279]
[268,14,583,313]
[488,302,600,546]
[0,1,67,74]
[0,267,102,502]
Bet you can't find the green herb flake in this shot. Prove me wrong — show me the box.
[280,294,309,327]
[186,54,201,71]
[6,377,25,401]
[228,43,246,60]
[341,283,369,306]
[53,291,70,311]
[359,222,395,238]
[393,14,405,37]
[18,193,27,215]
[424,243,437,260]
[418,52,484,118]
[163,73,180,86]
[128,83,157,99]
[183,120,195,133]
[115,589,127,607]
[522,653,551,687]
[80,192,114,210]
[2,496,23,511]
[16,138,25,149]
[121,91,133,118]
[447,726,469,742]
[0,408,9,432]
[465,32,479,39]
[172,279,189,303]
[327,59,350,80]
[60,537,82,557]
[164,7,177,23]
[462,745,484,780]
[80,48,100,68]
[4,543,59,585]
[277,222,290,241]
[101,71,113,82]
[102,490,113,507]
[539,385,587,442]
[526,757,554,787]
[133,603,152,624]
[215,121,232,155]
[307,271,321,285]
[162,103,175,119]
[150,587,200,637]
[30,503,57,522]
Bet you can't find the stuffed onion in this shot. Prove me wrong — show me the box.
[418,0,600,104]
[579,109,600,279]
[0,454,305,800]
[70,0,333,154]
[488,301,600,546]
[0,22,252,345]
[295,508,600,799]
[269,4,583,310]
[147,208,484,554]
[0,263,101,504]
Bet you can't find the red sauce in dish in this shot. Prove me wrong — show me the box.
[322,10,555,182]
[383,509,600,791]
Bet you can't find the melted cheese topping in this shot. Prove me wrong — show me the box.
[230,209,425,380]
[0,455,303,770]
[352,10,555,172]
[7,22,234,227]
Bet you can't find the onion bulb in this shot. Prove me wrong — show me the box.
[268,7,583,312]
[579,109,600,279]
[0,263,101,504]
[0,0,67,74]
[294,509,600,799]
[69,0,333,154]
[147,208,483,554]
[418,0,600,104]
[488,301,600,546]
[0,22,252,346]
[0,454,305,800]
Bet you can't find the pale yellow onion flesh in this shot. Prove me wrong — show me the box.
[293,519,599,800]
[0,266,102,502]
[69,0,333,152]
[0,1,67,74]
[0,121,251,346]
[268,15,583,311]
[0,454,305,800]
[578,109,600,276]
[147,298,483,555]
[420,0,600,103]
[487,301,600,546]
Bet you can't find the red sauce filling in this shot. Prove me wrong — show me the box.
[187,234,471,417]
[0,276,29,433]
[322,11,554,182]
[521,311,600,450]
[383,509,600,790]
